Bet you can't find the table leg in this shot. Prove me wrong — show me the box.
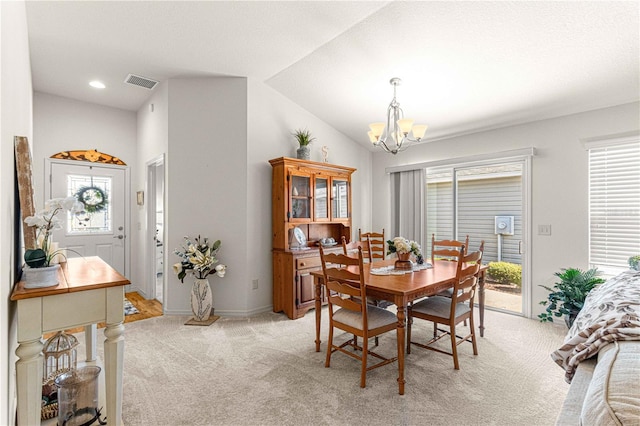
[15,338,44,426]
[104,322,125,426]
[395,302,406,395]
[85,324,97,361]
[479,270,486,337]
[314,276,322,352]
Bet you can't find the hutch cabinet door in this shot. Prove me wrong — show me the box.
[313,174,330,222]
[288,169,312,222]
[331,177,350,221]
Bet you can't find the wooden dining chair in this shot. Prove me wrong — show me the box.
[341,236,373,263]
[359,229,385,260]
[431,234,469,264]
[406,245,484,370]
[319,246,398,388]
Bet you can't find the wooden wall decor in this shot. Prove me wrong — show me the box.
[14,136,38,249]
[50,149,126,165]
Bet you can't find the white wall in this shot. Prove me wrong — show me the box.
[165,77,248,315]
[371,102,640,319]
[0,1,32,423]
[246,79,372,313]
[135,83,168,298]
[32,92,137,208]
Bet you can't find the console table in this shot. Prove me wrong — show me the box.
[11,256,129,426]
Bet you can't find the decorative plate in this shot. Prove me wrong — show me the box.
[293,227,306,246]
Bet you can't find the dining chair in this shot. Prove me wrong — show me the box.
[406,245,484,370]
[431,234,469,264]
[359,229,385,260]
[341,236,373,263]
[319,245,398,388]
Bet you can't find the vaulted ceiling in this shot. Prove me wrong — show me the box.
[25,1,639,150]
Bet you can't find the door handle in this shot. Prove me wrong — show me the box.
[114,235,125,240]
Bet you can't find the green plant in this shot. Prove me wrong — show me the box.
[292,128,315,147]
[487,261,522,287]
[538,267,605,324]
[628,255,640,271]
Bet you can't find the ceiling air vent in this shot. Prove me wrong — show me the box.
[124,74,158,90]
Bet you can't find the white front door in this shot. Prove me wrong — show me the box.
[48,160,128,276]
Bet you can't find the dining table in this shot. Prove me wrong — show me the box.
[311,258,487,395]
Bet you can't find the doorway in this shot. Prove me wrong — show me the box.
[425,159,530,316]
[147,155,165,304]
[46,159,130,276]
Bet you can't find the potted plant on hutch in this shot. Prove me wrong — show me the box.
[292,128,315,160]
[538,267,605,328]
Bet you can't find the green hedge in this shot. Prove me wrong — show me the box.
[487,261,522,287]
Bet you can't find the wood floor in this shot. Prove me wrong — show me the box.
[44,292,162,338]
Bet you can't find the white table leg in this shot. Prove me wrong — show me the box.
[15,338,44,426]
[85,324,97,361]
[104,322,124,425]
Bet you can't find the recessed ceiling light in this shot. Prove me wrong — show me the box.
[89,81,106,89]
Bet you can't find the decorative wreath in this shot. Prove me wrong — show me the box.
[74,186,108,214]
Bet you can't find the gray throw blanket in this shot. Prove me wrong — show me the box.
[550,269,640,383]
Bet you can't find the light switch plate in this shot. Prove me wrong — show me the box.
[538,224,551,235]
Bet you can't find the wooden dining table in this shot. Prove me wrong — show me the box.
[311,258,487,395]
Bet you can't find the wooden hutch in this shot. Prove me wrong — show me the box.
[270,157,356,319]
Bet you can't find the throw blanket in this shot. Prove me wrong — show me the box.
[550,269,640,383]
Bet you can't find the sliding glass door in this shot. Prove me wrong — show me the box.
[425,160,526,315]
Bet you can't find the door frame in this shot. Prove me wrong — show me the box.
[387,148,534,318]
[146,154,165,304]
[44,158,131,278]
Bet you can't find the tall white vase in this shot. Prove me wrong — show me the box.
[191,278,213,321]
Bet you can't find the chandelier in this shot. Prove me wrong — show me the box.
[367,78,428,155]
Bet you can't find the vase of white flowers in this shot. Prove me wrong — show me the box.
[387,237,421,271]
[22,197,82,288]
[174,235,227,321]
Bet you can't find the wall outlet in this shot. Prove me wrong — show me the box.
[538,224,551,235]
[252,279,258,290]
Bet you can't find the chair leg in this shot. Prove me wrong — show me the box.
[325,326,334,368]
[450,323,460,370]
[406,306,412,354]
[469,314,478,355]
[360,335,368,388]
[433,321,438,339]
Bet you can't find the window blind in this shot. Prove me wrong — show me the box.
[589,140,640,270]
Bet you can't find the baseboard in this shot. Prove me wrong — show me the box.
[163,304,274,317]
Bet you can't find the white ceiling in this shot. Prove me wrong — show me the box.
[25,1,640,151]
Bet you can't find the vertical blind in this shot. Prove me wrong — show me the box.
[589,140,640,270]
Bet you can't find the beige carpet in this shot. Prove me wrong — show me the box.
[89,308,570,425]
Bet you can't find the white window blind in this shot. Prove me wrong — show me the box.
[589,139,640,271]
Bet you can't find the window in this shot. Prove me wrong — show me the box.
[588,138,640,272]
[67,174,112,234]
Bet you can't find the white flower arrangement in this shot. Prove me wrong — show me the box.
[24,196,83,268]
[387,236,421,257]
[173,235,227,282]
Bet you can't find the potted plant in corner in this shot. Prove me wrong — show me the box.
[538,267,606,328]
[292,128,315,160]
[628,255,640,271]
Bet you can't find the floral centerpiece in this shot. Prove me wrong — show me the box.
[387,237,422,270]
[173,235,227,322]
[387,237,421,258]
[22,196,83,288]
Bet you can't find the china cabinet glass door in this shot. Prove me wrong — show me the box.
[331,178,349,220]
[290,172,311,221]
[314,175,329,221]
